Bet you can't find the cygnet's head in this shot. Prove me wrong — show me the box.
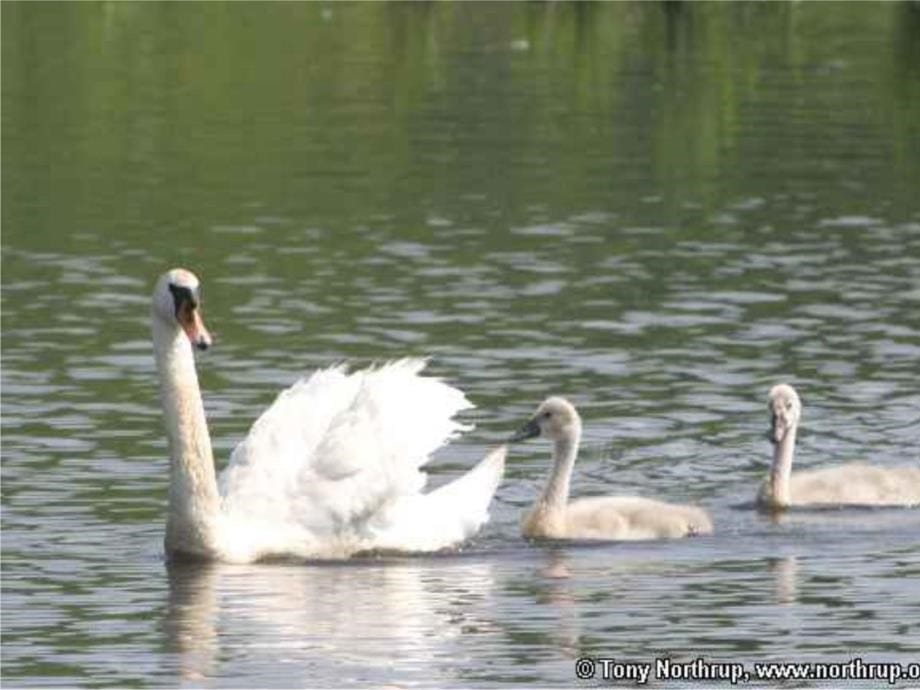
[152,268,212,351]
[511,396,582,443]
[768,383,801,444]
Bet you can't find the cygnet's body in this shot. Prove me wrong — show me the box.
[512,397,712,540]
[757,384,920,509]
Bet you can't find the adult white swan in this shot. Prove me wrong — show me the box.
[511,397,712,540]
[757,383,920,509]
[152,268,506,563]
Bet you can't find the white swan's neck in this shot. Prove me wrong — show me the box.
[769,425,796,508]
[153,315,220,555]
[540,429,580,514]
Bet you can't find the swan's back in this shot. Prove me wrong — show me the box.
[216,359,486,558]
[567,496,713,539]
[781,463,920,507]
[525,496,713,541]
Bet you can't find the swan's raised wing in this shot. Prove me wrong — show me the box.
[369,445,507,552]
[219,359,474,539]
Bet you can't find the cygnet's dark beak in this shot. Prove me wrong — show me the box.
[768,413,786,445]
[509,417,541,443]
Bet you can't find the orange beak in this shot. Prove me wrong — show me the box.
[177,300,212,351]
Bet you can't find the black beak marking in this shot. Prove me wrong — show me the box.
[168,283,199,317]
[509,417,541,443]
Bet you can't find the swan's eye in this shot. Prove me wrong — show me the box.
[542,411,552,419]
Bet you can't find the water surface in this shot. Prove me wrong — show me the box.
[3,3,919,687]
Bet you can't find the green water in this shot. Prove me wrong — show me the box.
[3,3,920,687]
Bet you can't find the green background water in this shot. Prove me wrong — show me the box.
[3,3,919,687]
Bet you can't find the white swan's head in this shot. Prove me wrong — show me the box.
[768,383,801,444]
[152,268,212,351]
[511,396,582,443]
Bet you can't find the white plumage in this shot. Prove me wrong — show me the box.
[152,268,505,563]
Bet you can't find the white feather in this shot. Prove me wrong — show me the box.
[371,446,507,552]
[211,359,502,561]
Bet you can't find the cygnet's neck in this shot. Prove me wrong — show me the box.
[152,315,220,554]
[768,425,796,508]
[540,424,581,513]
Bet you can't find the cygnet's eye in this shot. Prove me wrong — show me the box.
[542,411,552,419]
[785,401,793,411]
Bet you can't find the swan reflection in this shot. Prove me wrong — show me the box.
[164,557,497,685]
[769,555,799,605]
[533,549,579,658]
